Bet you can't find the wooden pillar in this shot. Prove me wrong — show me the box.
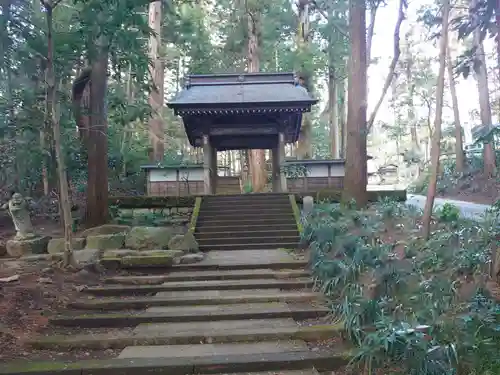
[279,131,287,192]
[271,145,281,192]
[202,135,213,195]
[211,147,217,194]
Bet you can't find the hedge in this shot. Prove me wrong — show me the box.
[108,196,196,208]
[294,189,407,203]
[109,189,407,209]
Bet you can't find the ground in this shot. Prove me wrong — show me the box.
[438,171,499,205]
[0,261,107,361]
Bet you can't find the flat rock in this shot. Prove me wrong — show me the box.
[118,340,308,359]
[178,252,204,264]
[125,226,182,250]
[222,372,315,375]
[86,233,125,250]
[201,250,297,266]
[162,269,308,282]
[145,302,289,314]
[69,290,321,310]
[83,278,312,295]
[81,224,131,237]
[6,235,51,257]
[133,318,297,334]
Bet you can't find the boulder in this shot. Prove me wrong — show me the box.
[125,226,180,250]
[6,236,51,257]
[168,232,199,253]
[71,248,101,267]
[179,253,205,264]
[86,233,125,250]
[81,224,131,238]
[47,237,86,254]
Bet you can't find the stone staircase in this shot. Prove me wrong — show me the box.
[6,249,350,375]
[195,193,301,251]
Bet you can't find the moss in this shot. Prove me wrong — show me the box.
[108,196,196,209]
[289,194,303,234]
[189,197,203,233]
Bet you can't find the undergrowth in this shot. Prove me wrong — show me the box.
[302,197,500,375]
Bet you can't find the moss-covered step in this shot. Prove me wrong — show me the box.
[69,290,322,310]
[0,347,351,375]
[198,242,300,251]
[172,259,307,271]
[81,278,313,296]
[100,249,183,269]
[104,269,310,284]
[26,320,344,350]
[49,303,328,327]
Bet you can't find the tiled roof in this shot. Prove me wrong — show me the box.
[168,72,316,108]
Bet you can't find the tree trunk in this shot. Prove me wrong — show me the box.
[41,0,75,267]
[148,1,165,162]
[446,42,465,173]
[86,33,109,227]
[338,78,347,158]
[328,66,340,158]
[342,0,368,206]
[422,0,449,239]
[296,0,313,159]
[471,0,497,177]
[405,49,419,151]
[247,9,267,192]
[366,0,406,132]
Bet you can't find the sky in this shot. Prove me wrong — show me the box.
[368,0,496,144]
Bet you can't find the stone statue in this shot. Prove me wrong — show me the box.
[2,193,35,239]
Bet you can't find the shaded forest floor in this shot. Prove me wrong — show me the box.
[0,261,118,362]
[437,171,499,205]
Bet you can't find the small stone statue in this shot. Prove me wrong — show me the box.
[2,193,35,239]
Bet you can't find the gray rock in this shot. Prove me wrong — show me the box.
[81,224,131,238]
[73,248,101,266]
[47,237,86,254]
[6,235,51,257]
[85,233,125,250]
[168,232,199,253]
[125,226,181,250]
[179,253,205,264]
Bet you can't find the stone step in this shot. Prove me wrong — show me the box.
[172,259,307,271]
[105,269,310,283]
[69,290,321,310]
[197,235,301,247]
[201,202,292,210]
[82,278,313,296]
[0,350,349,374]
[203,193,290,201]
[198,207,293,217]
[196,223,299,234]
[199,371,320,375]
[50,303,329,327]
[27,321,342,350]
[195,229,299,240]
[198,211,295,220]
[197,217,297,228]
[199,243,299,251]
